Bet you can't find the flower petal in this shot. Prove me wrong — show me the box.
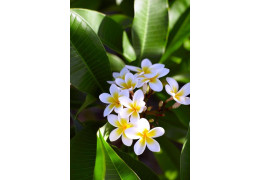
[119,96,132,108]
[136,118,150,131]
[157,68,169,78]
[118,115,129,124]
[110,84,119,97]
[120,67,129,76]
[174,96,190,105]
[133,89,144,102]
[148,127,165,138]
[125,127,141,139]
[141,58,152,68]
[166,77,179,92]
[107,114,121,127]
[146,138,160,152]
[109,128,123,141]
[134,138,146,155]
[119,108,133,118]
[115,78,126,88]
[122,133,133,146]
[125,65,141,72]
[150,63,165,70]
[177,83,190,97]
[113,72,120,79]
[119,89,129,98]
[99,93,112,104]
[125,72,135,83]
[130,111,140,123]
[149,79,163,92]
[165,84,174,96]
[107,81,115,84]
[103,104,115,117]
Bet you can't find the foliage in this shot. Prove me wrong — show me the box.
[70,0,190,179]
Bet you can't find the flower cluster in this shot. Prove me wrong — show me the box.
[99,59,190,155]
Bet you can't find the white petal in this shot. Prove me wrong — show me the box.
[107,81,115,84]
[122,133,133,146]
[109,128,123,141]
[103,104,115,117]
[113,72,120,79]
[178,83,190,97]
[130,111,140,123]
[141,58,152,68]
[166,77,179,92]
[165,84,174,96]
[110,84,119,96]
[174,96,190,105]
[99,93,112,104]
[134,138,146,155]
[148,127,165,138]
[137,101,145,113]
[136,118,150,131]
[143,72,157,78]
[119,108,133,118]
[115,78,126,88]
[114,105,123,114]
[125,72,135,83]
[118,116,130,124]
[149,79,163,92]
[119,96,132,108]
[120,67,129,76]
[133,89,144,102]
[107,114,121,127]
[150,63,165,70]
[125,127,141,139]
[146,138,160,152]
[119,89,129,98]
[157,68,170,78]
[125,65,141,72]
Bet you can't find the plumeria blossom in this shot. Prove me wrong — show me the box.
[119,89,145,123]
[126,58,165,78]
[108,114,134,146]
[165,77,190,105]
[115,72,139,91]
[125,118,165,155]
[137,68,169,92]
[99,84,129,117]
[107,67,129,84]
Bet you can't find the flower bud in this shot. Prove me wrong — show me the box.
[149,119,154,123]
[158,101,163,108]
[143,106,147,112]
[147,106,152,111]
[172,102,181,109]
[142,83,148,94]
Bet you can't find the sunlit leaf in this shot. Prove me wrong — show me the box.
[107,53,125,72]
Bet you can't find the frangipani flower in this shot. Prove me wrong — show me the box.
[108,114,134,146]
[125,118,165,155]
[137,68,169,92]
[126,59,164,78]
[119,89,145,123]
[107,67,129,84]
[115,72,138,91]
[165,77,190,105]
[99,84,129,117]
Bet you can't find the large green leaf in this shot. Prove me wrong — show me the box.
[160,8,190,63]
[109,14,133,29]
[70,122,99,180]
[132,0,169,63]
[70,11,111,96]
[107,53,125,72]
[71,9,136,62]
[75,94,96,118]
[180,128,190,180]
[154,137,181,180]
[70,0,101,10]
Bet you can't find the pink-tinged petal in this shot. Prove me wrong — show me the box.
[115,78,126,88]
[133,89,144,101]
[122,133,133,146]
[157,68,170,78]
[148,127,165,138]
[174,96,190,105]
[166,77,179,92]
[136,118,150,131]
[109,128,123,141]
[149,79,163,92]
[103,104,115,117]
[119,96,132,108]
[119,89,129,98]
[130,111,140,123]
[113,72,120,79]
[125,127,141,139]
[110,84,119,96]
[119,108,133,118]
[165,84,175,96]
[177,83,190,97]
[107,114,121,127]
[99,93,112,104]
[125,65,141,72]
[120,67,129,76]
[141,58,152,68]
[134,138,146,155]
[146,138,160,152]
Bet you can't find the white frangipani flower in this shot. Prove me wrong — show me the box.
[115,72,138,91]
[108,114,134,146]
[107,67,130,84]
[99,84,129,117]
[126,59,165,78]
[125,118,165,155]
[137,68,169,92]
[165,77,190,105]
[119,89,145,123]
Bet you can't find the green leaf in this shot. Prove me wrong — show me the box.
[132,0,169,63]
[160,8,190,63]
[75,94,96,118]
[154,137,181,180]
[70,10,112,96]
[107,53,125,72]
[113,146,160,180]
[109,14,133,29]
[97,130,140,180]
[70,122,99,180]
[71,9,136,62]
[180,128,190,180]
[70,0,101,10]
